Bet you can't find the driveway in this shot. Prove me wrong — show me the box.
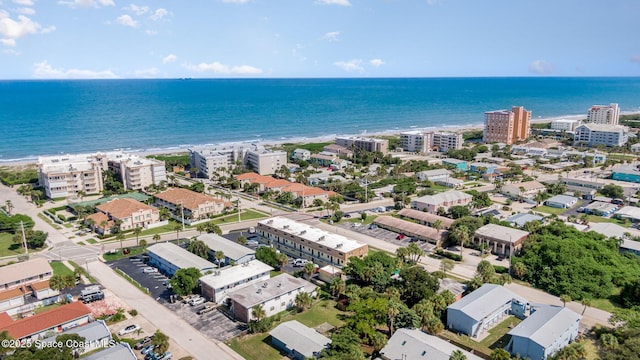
[88,260,244,360]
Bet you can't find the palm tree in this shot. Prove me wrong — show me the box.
[187,240,209,259]
[440,259,454,277]
[489,348,510,360]
[139,239,148,249]
[133,227,142,247]
[295,292,312,311]
[174,224,182,242]
[251,304,266,322]
[116,232,125,251]
[196,223,205,235]
[4,200,13,215]
[329,277,346,299]
[214,250,225,268]
[452,225,470,258]
[159,207,171,221]
[100,220,108,235]
[50,274,75,301]
[580,298,592,316]
[450,349,468,360]
[387,299,401,336]
[153,233,161,243]
[86,218,96,232]
[303,262,316,280]
[151,330,170,355]
[560,294,572,307]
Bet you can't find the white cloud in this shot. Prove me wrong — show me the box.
[528,60,554,75]
[124,4,149,15]
[58,0,115,8]
[162,53,176,64]
[41,25,56,34]
[323,31,340,42]
[334,59,364,72]
[183,61,263,75]
[12,0,34,5]
[0,38,16,46]
[631,55,640,64]
[15,7,35,15]
[222,0,250,3]
[145,29,157,35]
[369,58,385,67]
[33,60,119,79]
[150,8,168,21]
[133,67,160,78]
[316,0,351,6]
[116,14,137,27]
[0,11,40,40]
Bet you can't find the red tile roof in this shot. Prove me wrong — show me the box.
[236,172,261,181]
[1,302,92,340]
[96,198,157,220]
[28,280,52,291]
[155,188,224,210]
[0,288,24,302]
[0,313,12,328]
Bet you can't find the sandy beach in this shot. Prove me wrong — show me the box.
[1,112,637,168]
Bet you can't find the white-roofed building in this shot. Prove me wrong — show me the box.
[146,242,216,277]
[411,190,473,214]
[379,328,483,360]
[416,168,451,182]
[502,181,546,199]
[447,284,525,338]
[197,233,256,266]
[41,320,112,354]
[574,123,629,147]
[257,217,368,267]
[507,306,581,360]
[84,342,137,360]
[545,195,578,209]
[269,320,330,360]
[586,222,640,240]
[615,206,640,222]
[228,273,317,322]
[505,213,544,228]
[199,260,273,304]
[474,224,529,256]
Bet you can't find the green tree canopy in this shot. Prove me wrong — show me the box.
[169,267,202,296]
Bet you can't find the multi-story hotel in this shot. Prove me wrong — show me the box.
[574,123,629,147]
[256,217,368,267]
[483,106,531,145]
[189,145,286,177]
[37,152,166,198]
[335,136,389,155]
[586,103,619,125]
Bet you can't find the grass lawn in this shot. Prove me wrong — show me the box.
[77,241,86,245]
[585,216,629,226]
[128,220,183,238]
[0,232,26,257]
[208,209,269,225]
[441,316,521,357]
[345,215,377,225]
[532,205,567,215]
[50,261,74,277]
[86,238,98,244]
[102,246,146,261]
[270,270,282,278]
[33,302,63,314]
[227,299,345,360]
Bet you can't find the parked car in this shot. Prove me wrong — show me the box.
[246,240,259,247]
[293,258,310,267]
[140,344,154,355]
[134,337,152,350]
[142,267,158,274]
[118,324,141,336]
[157,351,172,360]
[145,351,158,360]
[197,304,216,315]
[189,297,205,306]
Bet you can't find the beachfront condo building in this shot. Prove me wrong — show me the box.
[335,136,389,155]
[587,103,619,125]
[483,106,531,145]
[244,148,288,176]
[189,145,286,177]
[551,119,580,132]
[399,131,433,153]
[189,147,244,179]
[256,217,368,267]
[574,124,629,147]
[433,132,464,152]
[37,152,166,198]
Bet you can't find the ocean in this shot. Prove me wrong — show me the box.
[1,77,639,162]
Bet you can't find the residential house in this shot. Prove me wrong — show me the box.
[545,195,578,209]
[582,201,618,217]
[474,224,529,256]
[411,190,473,214]
[0,302,92,343]
[416,169,451,182]
[228,273,317,322]
[447,284,525,338]
[91,198,161,233]
[257,217,368,267]
[501,181,546,200]
[291,149,311,161]
[154,188,228,222]
[505,213,544,228]
[199,260,273,304]
[269,320,331,360]
[146,242,216,277]
[379,328,483,360]
[507,306,581,360]
[441,158,469,171]
[197,233,256,266]
[614,206,640,222]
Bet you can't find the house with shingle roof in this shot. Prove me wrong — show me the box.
[154,187,229,221]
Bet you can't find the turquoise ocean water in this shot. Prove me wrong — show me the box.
[1,77,639,162]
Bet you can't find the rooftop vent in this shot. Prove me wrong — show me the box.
[283,225,290,229]
[300,230,307,235]
[318,236,325,241]
[262,282,268,288]
[257,289,262,294]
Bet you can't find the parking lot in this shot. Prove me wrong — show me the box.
[107,256,247,341]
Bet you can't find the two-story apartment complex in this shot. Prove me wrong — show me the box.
[154,188,228,221]
[411,190,472,214]
[257,217,368,267]
[199,260,273,304]
[92,198,161,232]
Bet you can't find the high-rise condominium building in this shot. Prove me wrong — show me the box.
[483,106,531,145]
[587,103,619,125]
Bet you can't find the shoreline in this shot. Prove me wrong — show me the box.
[1,111,637,168]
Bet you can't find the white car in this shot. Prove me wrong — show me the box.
[189,297,205,306]
[117,324,140,336]
[293,259,310,267]
[142,267,158,274]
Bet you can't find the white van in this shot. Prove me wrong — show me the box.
[293,259,310,267]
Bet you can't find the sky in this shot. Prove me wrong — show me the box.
[0,0,639,79]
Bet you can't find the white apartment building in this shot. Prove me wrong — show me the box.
[433,132,463,152]
[586,103,620,125]
[550,119,580,132]
[399,131,433,153]
[574,124,629,147]
[245,148,288,176]
[38,152,166,198]
[199,260,273,304]
[335,136,389,154]
[188,147,244,179]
